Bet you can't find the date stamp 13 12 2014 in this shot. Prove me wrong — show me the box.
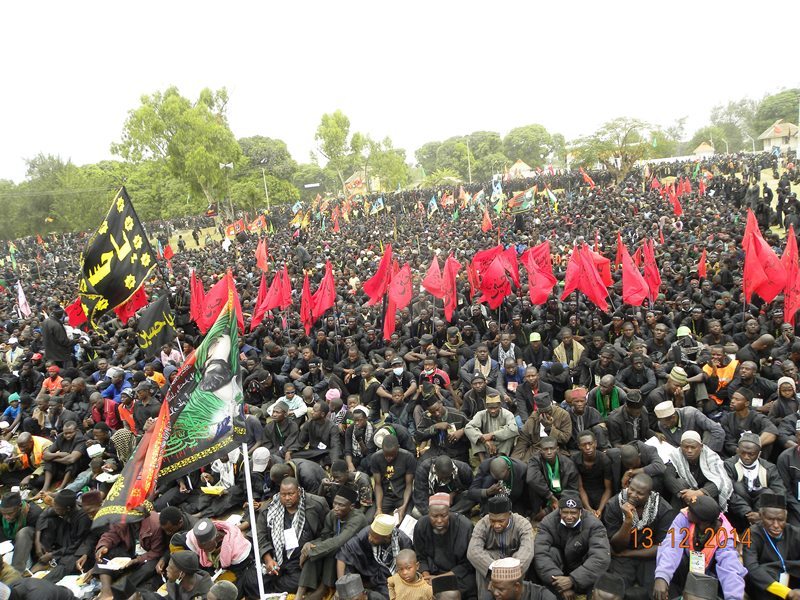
[631,527,751,549]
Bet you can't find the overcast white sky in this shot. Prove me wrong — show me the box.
[1,1,797,183]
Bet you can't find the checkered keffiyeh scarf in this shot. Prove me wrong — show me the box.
[618,489,660,530]
[265,489,307,566]
[351,421,373,458]
[428,458,458,495]
[372,528,401,574]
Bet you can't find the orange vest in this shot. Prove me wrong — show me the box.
[703,359,739,405]
[19,436,51,469]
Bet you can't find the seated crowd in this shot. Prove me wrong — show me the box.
[0,155,796,600]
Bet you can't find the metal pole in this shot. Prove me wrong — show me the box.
[466,138,472,184]
[241,442,267,600]
[262,168,271,214]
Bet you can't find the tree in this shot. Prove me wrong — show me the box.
[570,118,651,182]
[436,137,472,181]
[550,133,567,166]
[753,89,799,136]
[474,151,508,182]
[369,138,411,191]
[687,125,728,154]
[711,99,758,144]
[111,86,242,207]
[238,136,297,180]
[315,110,356,189]
[503,124,552,168]
[415,142,441,176]
[422,168,461,187]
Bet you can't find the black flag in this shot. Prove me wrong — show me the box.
[135,295,176,358]
[79,187,158,327]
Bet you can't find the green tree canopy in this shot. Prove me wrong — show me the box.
[570,117,651,182]
[238,136,298,180]
[315,110,356,189]
[502,124,552,168]
[111,86,242,206]
[753,89,800,135]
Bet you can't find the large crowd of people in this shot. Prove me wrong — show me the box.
[0,150,797,600]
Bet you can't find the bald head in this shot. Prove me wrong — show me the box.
[753,334,775,351]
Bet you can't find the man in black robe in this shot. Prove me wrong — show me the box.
[33,489,91,581]
[742,492,800,599]
[296,486,367,600]
[257,478,329,593]
[336,513,413,599]
[413,493,476,600]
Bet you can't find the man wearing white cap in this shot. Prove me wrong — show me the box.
[652,400,725,453]
[488,557,557,600]
[336,513,413,598]
[664,430,733,510]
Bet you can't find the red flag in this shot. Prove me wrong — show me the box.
[561,245,608,311]
[388,263,413,310]
[300,273,314,335]
[685,179,692,195]
[632,246,643,268]
[481,209,493,232]
[190,270,206,324]
[650,177,661,190]
[255,238,269,272]
[125,397,170,510]
[114,286,148,323]
[698,249,707,280]
[590,250,613,287]
[698,179,706,197]
[442,254,462,321]
[422,256,445,298]
[163,244,174,261]
[363,244,393,305]
[311,261,336,320]
[615,232,624,268]
[278,266,293,310]
[620,241,649,306]
[659,227,665,245]
[65,297,87,327]
[783,226,800,324]
[670,190,683,216]
[743,209,787,303]
[250,274,270,331]
[499,247,521,288]
[473,245,504,270]
[579,167,596,188]
[383,299,398,341]
[332,212,341,233]
[479,257,511,309]
[642,239,662,301]
[252,271,281,329]
[467,261,481,301]
[198,272,244,333]
[521,244,556,305]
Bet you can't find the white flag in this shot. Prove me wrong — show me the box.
[16,282,31,318]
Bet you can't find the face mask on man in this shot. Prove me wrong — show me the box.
[393,367,403,376]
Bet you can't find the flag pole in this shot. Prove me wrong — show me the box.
[241,442,267,600]
[122,186,171,286]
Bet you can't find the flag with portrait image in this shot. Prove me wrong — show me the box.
[157,276,246,483]
[78,187,157,327]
